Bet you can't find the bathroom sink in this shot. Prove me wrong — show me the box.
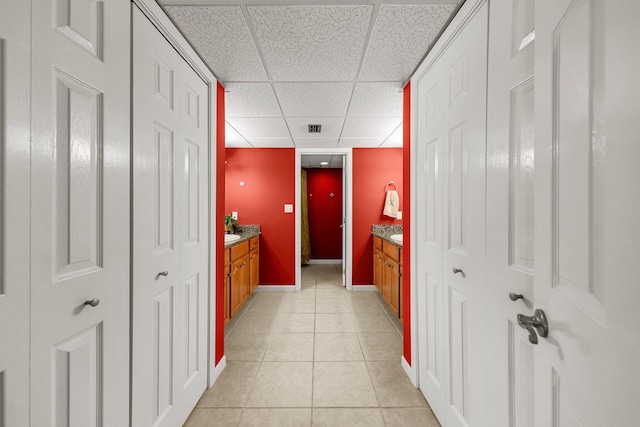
[390,234,403,244]
[224,234,241,243]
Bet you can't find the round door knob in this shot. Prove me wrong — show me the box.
[84,298,100,307]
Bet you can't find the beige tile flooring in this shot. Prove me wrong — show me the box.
[184,264,441,427]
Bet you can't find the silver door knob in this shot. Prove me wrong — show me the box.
[84,298,100,307]
[158,271,169,277]
[517,309,549,344]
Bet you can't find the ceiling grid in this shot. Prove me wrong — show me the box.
[162,0,460,150]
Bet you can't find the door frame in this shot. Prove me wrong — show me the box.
[131,0,221,387]
[296,148,353,290]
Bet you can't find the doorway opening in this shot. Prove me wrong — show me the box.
[296,149,352,291]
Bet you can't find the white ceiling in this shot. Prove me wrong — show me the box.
[161,0,461,149]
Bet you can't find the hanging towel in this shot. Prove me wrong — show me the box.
[383,189,400,218]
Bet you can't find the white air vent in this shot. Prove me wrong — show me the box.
[308,124,322,133]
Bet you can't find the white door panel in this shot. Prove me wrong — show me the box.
[416,4,488,426]
[133,7,209,426]
[534,0,640,425]
[0,0,31,425]
[485,0,536,425]
[30,0,130,425]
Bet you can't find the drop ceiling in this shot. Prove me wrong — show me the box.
[160,0,462,149]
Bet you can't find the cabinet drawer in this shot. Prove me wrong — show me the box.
[250,236,259,251]
[383,240,400,262]
[224,248,230,266]
[373,236,382,250]
[230,240,249,261]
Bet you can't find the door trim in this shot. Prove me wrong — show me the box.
[131,0,220,387]
[296,148,353,290]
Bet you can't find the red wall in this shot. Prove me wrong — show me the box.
[352,148,403,286]
[225,148,296,285]
[402,82,412,365]
[306,168,343,259]
[215,83,225,365]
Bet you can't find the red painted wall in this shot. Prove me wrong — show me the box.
[402,82,412,365]
[225,148,296,285]
[306,168,343,259]
[215,82,225,365]
[352,148,403,286]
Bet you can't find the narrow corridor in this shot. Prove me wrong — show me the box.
[184,264,439,426]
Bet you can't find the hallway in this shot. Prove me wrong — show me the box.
[184,264,438,426]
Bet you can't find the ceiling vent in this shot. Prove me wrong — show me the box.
[308,124,322,133]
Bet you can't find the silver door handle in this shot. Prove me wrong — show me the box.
[84,298,100,307]
[509,292,524,301]
[517,309,548,344]
[452,267,464,275]
[158,271,169,277]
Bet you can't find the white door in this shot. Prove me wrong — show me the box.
[416,3,488,426]
[0,0,30,425]
[533,0,640,425]
[484,0,536,425]
[132,6,209,427]
[30,0,131,425]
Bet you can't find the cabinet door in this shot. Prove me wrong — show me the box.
[388,257,400,317]
[224,264,231,324]
[250,249,259,294]
[230,258,244,317]
[373,248,383,291]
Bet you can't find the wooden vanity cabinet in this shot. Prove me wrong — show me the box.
[374,236,402,318]
[225,235,260,322]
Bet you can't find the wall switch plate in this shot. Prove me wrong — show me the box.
[284,204,294,213]
[232,211,238,220]
[397,211,402,220]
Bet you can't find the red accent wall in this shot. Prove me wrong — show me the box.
[306,168,343,259]
[225,148,296,285]
[215,82,225,365]
[402,82,412,365]
[352,148,403,286]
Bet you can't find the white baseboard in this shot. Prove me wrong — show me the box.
[256,285,297,292]
[212,356,226,385]
[306,259,342,265]
[402,355,417,387]
[351,285,377,291]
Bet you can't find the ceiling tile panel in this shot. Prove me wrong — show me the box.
[286,117,345,138]
[225,83,282,117]
[226,117,290,138]
[348,82,403,117]
[359,4,457,81]
[275,83,353,117]
[294,137,340,148]
[341,117,402,139]
[247,5,373,81]
[338,137,387,148]
[381,123,404,147]
[164,6,267,82]
[247,137,295,147]
[225,122,250,147]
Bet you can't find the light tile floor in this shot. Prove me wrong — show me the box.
[184,264,441,427]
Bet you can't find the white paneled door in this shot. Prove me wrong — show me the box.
[534,0,640,425]
[484,0,536,425]
[415,3,488,426]
[132,6,209,427]
[30,0,131,425]
[0,0,30,426]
